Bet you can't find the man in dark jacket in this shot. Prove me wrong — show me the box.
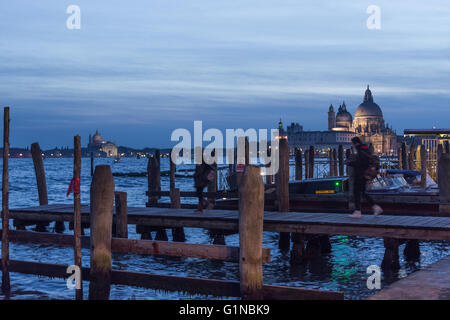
[194,159,214,213]
[347,137,383,218]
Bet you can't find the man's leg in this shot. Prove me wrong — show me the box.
[350,180,363,217]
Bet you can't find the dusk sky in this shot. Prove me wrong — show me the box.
[0,0,449,148]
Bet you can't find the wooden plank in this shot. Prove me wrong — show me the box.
[1,259,343,299]
[0,229,270,263]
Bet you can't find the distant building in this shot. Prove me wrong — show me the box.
[87,130,118,157]
[284,85,399,155]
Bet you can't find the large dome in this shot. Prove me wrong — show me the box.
[355,86,383,118]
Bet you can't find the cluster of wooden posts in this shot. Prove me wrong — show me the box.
[0,107,342,299]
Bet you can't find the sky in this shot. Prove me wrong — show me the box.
[0,0,449,148]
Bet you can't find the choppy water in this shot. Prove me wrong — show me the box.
[0,157,448,300]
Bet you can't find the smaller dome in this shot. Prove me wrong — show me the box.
[93,130,103,143]
[336,102,353,124]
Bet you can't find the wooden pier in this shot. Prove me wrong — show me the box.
[9,205,450,241]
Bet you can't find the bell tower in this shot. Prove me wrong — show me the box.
[328,104,335,130]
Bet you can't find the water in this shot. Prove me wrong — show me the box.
[0,157,448,300]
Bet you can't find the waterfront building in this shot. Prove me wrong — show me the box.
[285,85,399,155]
[87,130,118,157]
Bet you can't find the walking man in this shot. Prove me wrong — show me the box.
[347,137,383,218]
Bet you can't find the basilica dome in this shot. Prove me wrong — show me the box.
[355,86,383,118]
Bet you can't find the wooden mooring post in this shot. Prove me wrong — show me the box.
[397,147,403,169]
[239,165,264,300]
[438,153,450,215]
[308,146,314,179]
[338,145,344,176]
[114,192,128,239]
[420,145,427,189]
[277,138,290,251]
[73,135,83,299]
[170,188,186,242]
[30,142,52,232]
[89,165,114,300]
[304,149,310,179]
[295,148,302,180]
[90,152,94,177]
[401,142,408,170]
[329,148,334,176]
[381,238,400,271]
[1,107,10,293]
[332,149,337,178]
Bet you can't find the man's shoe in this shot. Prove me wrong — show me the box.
[349,210,362,218]
[372,205,383,216]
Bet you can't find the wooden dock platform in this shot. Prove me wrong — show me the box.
[9,204,450,241]
[368,255,450,300]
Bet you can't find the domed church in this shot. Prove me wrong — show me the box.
[328,86,398,155]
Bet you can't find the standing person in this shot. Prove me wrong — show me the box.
[347,137,383,218]
[193,157,215,213]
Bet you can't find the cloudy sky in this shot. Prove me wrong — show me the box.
[0,0,449,148]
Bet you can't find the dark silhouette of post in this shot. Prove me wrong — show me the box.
[171,188,186,242]
[304,149,310,179]
[329,148,333,176]
[89,165,114,300]
[438,153,450,215]
[31,142,49,232]
[338,145,344,176]
[332,149,338,178]
[397,147,403,169]
[401,142,408,170]
[295,148,302,180]
[90,152,94,177]
[239,165,264,300]
[408,144,416,172]
[309,146,314,179]
[277,138,290,250]
[420,145,427,189]
[114,192,128,238]
[169,155,176,191]
[2,107,10,293]
[73,135,82,300]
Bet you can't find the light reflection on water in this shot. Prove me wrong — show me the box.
[0,158,449,300]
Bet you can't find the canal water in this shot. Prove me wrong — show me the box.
[0,157,448,300]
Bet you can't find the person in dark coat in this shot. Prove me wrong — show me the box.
[194,158,214,213]
[346,136,383,218]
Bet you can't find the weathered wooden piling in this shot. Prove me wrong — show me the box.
[438,153,450,215]
[239,165,264,300]
[290,233,305,265]
[73,135,82,300]
[277,138,290,250]
[170,188,186,242]
[338,145,344,177]
[381,238,400,271]
[265,145,273,184]
[420,145,427,189]
[169,156,176,191]
[31,142,50,232]
[403,239,420,261]
[397,147,403,169]
[304,149,310,179]
[445,141,450,154]
[408,144,416,172]
[295,148,302,180]
[1,106,10,293]
[114,192,128,239]
[401,142,408,170]
[329,149,334,176]
[308,146,315,179]
[90,152,94,177]
[332,149,338,178]
[89,165,114,300]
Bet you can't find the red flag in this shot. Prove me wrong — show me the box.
[66,177,80,197]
